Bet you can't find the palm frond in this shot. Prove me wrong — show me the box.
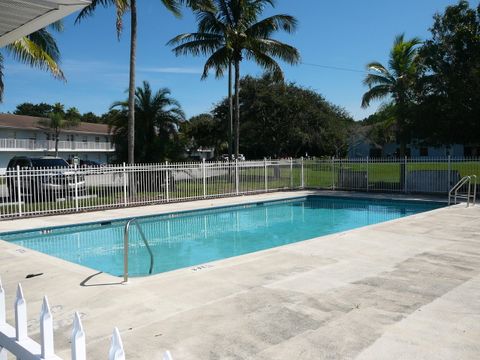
[246,14,297,37]
[161,0,183,17]
[245,49,283,81]
[249,38,300,65]
[6,36,64,80]
[110,100,129,110]
[202,46,230,79]
[75,0,128,37]
[26,28,61,63]
[170,37,224,57]
[196,9,226,34]
[363,73,394,88]
[161,0,215,18]
[361,85,391,108]
[48,20,64,33]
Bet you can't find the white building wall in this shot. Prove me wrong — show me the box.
[0,128,113,172]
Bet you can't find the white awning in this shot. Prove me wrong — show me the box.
[0,0,91,47]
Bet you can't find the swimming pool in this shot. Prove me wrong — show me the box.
[0,196,444,276]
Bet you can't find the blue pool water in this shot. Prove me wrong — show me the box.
[0,196,444,276]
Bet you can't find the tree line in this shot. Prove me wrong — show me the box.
[2,1,478,162]
[1,0,300,164]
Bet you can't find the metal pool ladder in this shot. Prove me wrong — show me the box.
[448,175,477,207]
[124,218,154,282]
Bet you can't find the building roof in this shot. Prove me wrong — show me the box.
[0,0,90,47]
[0,114,111,135]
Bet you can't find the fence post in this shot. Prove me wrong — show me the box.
[404,156,408,194]
[40,296,54,359]
[301,157,304,189]
[202,158,206,199]
[16,165,22,216]
[122,162,128,207]
[235,159,239,195]
[72,312,86,360]
[15,284,27,341]
[366,156,369,192]
[331,157,336,191]
[165,161,170,202]
[447,155,451,190]
[108,327,125,360]
[290,158,294,189]
[264,158,268,192]
[74,163,79,211]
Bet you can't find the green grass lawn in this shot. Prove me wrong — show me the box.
[303,160,480,187]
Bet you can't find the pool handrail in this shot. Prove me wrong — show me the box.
[123,218,154,282]
[448,175,477,207]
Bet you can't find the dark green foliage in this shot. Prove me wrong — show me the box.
[361,34,421,156]
[361,1,480,148]
[14,102,54,117]
[360,104,397,147]
[181,113,228,156]
[80,112,101,123]
[109,81,185,163]
[212,75,353,158]
[413,0,480,145]
[13,102,104,123]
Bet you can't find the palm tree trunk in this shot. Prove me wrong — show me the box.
[234,60,240,158]
[228,61,233,160]
[127,0,137,165]
[54,128,59,157]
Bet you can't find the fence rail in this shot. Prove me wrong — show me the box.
[0,278,173,359]
[0,138,115,152]
[0,157,478,219]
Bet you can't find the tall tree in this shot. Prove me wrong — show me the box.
[209,74,353,158]
[77,0,213,164]
[181,113,228,156]
[168,0,300,158]
[110,81,185,162]
[361,34,421,156]
[40,107,80,157]
[414,0,480,145]
[0,23,64,102]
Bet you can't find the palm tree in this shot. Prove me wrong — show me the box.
[110,81,185,162]
[361,34,421,156]
[0,22,64,102]
[76,0,213,164]
[168,0,300,158]
[39,103,80,157]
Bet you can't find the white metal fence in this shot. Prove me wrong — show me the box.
[0,157,478,219]
[0,278,172,360]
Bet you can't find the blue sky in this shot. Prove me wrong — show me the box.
[1,0,475,120]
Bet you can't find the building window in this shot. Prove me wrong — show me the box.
[82,137,87,143]
[420,147,428,157]
[95,136,100,142]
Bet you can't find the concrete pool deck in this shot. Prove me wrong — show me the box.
[0,191,479,359]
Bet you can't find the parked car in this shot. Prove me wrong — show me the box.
[79,159,103,167]
[6,156,86,201]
